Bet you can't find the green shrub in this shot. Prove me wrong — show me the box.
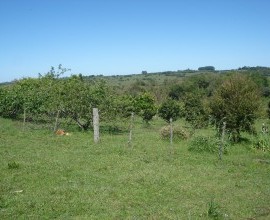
[160,125,190,141]
[188,136,228,154]
[252,134,270,152]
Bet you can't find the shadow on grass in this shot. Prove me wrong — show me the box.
[100,125,129,135]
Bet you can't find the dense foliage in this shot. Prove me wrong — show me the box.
[0,67,112,130]
[209,74,260,142]
[182,92,209,129]
[134,93,156,123]
[158,99,181,123]
[0,66,269,138]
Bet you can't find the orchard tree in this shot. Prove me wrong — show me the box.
[183,92,209,129]
[38,65,73,120]
[0,85,23,118]
[61,76,93,130]
[16,78,47,119]
[209,74,260,142]
[55,76,111,130]
[0,78,44,120]
[158,98,181,123]
[135,92,156,123]
[114,95,136,118]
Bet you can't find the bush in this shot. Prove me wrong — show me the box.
[188,136,228,154]
[160,125,190,140]
[252,134,270,152]
[182,92,209,129]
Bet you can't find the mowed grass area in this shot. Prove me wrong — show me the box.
[0,117,270,219]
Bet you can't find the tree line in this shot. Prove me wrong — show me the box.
[0,65,269,142]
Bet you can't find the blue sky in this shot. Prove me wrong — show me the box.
[1,0,270,82]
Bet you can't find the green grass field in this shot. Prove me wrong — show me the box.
[0,117,270,219]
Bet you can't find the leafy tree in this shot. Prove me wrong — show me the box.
[134,93,156,123]
[0,65,114,131]
[248,71,269,97]
[168,85,185,100]
[158,99,181,123]
[37,66,113,130]
[56,77,111,130]
[62,76,93,130]
[114,95,136,118]
[248,72,268,88]
[209,74,260,142]
[16,78,47,118]
[0,85,23,118]
[183,92,209,128]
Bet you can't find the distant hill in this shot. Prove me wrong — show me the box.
[1,66,270,87]
[0,81,13,86]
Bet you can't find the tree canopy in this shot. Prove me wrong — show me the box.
[209,74,260,142]
[198,66,215,71]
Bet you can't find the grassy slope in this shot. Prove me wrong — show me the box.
[0,118,270,219]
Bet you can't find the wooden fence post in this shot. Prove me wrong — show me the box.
[23,107,26,130]
[170,118,173,146]
[128,112,134,147]
[219,122,226,160]
[54,110,60,132]
[93,108,99,143]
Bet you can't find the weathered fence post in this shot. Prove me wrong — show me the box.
[93,108,99,143]
[261,123,268,134]
[170,118,173,146]
[219,122,226,160]
[23,107,26,130]
[54,110,60,132]
[128,112,134,147]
